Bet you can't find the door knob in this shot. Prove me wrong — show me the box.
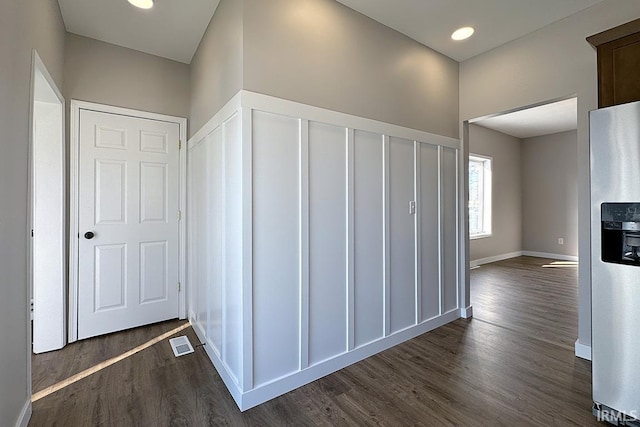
[84,231,95,240]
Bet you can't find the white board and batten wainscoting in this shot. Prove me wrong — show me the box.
[187,91,465,411]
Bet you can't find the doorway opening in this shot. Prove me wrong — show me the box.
[463,96,579,348]
[29,51,66,354]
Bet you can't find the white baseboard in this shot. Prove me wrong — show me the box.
[575,339,592,361]
[190,319,243,406]
[470,251,522,268]
[16,399,31,427]
[240,309,460,411]
[460,306,473,319]
[522,251,578,262]
[194,310,460,411]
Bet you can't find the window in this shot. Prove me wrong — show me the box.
[469,154,492,239]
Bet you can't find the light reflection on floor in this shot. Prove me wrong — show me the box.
[32,322,191,402]
[542,261,578,268]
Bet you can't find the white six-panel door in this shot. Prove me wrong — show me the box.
[77,109,180,340]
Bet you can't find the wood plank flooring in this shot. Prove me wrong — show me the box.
[30,256,602,426]
[471,256,579,350]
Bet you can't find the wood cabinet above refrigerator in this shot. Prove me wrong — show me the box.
[588,18,640,108]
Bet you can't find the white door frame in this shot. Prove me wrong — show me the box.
[29,50,66,354]
[69,100,187,343]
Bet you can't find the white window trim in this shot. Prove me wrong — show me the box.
[469,153,492,239]
[470,232,492,240]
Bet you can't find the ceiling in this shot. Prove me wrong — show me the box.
[57,0,220,64]
[335,0,604,62]
[57,0,604,65]
[472,98,578,139]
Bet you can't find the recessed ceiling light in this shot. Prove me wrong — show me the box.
[451,26,475,41]
[128,0,154,9]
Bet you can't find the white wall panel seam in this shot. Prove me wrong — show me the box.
[299,119,310,371]
[220,120,228,367]
[201,132,212,358]
[346,128,356,351]
[241,107,253,391]
[383,135,391,337]
[438,146,444,315]
[416,141,421,323]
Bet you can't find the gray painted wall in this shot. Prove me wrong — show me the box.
[189,0,243,137]
[461,0,640,350]
[64,34,190,119]
[521,130,578,257]
[469,127,578,262]
[190,0,459,139]
[242,0,459,139]
[27,0,65,86]
[469,125,522,262]
[0,0,65,425]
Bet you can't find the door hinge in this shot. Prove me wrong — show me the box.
[31,229,34,237]
[177,210,182,221]
[179,140,182,150]
[178,282,181,292]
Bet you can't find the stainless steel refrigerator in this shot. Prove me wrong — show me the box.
[591,100,640,425]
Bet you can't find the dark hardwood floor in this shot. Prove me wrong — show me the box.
[470,256,579,351]
[31,256,602,426]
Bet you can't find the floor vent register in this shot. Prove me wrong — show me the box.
[169,335,195,357]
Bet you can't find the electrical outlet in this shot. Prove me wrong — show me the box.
[558,238,564,245]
